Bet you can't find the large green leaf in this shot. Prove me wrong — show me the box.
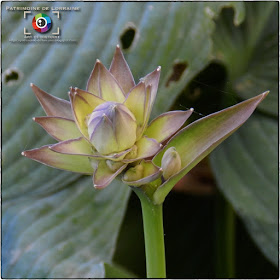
[210,2,278,265]
[211,114,278,265]
[2,1,245,277]
[212,2,278,116]
[2,178,131,278]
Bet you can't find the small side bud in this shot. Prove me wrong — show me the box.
[161,147,181,180]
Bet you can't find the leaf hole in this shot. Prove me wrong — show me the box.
[3,68,22,86]
[165,62,188,87]
[120,23,137,50]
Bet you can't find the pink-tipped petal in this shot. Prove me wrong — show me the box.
[86,61,101,97]
[145,109,193,143]
[50,137,93,155]
[34,116,82,141]
[140,66,161,109]
[99,62,126,103]
[22,145,94,174]
[122,160,162,186]
[123,136,162,163]
[124,82,146,138]
[93,160,127,189]
[109,45,135,94]
[31,83,73,120]
[68,87,75,102]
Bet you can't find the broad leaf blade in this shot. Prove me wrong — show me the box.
[210,2,278,266]
[2,178,130,278]
[212,2,278,116]
[210,114,278,265]
[153,92,267,204]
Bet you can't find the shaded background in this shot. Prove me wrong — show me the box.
[2,1,278,278]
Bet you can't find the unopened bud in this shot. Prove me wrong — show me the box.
[161,147,181,180]
[87,101,137,154]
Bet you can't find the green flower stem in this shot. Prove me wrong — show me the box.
[215,192,235,278]
[133,188,166,278]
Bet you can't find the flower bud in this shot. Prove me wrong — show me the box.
[161,147,181,180]
[87,101,137,154]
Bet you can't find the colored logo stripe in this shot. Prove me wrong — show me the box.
[32,13,52,33]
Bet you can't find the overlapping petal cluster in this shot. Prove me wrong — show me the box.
[22,46,193,188]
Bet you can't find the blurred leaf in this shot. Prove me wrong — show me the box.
[210,2,278,266]
[2,178,131,278]
[153,93,267,204]
[2,1,245,277]
[210,114,278,265]
[212,2,278,116]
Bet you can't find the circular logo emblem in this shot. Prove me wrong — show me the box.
[32,13,52,33]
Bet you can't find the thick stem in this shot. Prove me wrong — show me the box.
[133,188,166,278]
[215,192,235,278]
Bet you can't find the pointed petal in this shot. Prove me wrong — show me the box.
[122,160,162,186]
[31,83,73,120]
[50,137,93,155]
[71,93,94,138]
[140,85,152,137]
[99,61,125,102]
[124,82,147,138]
[123,136,162,162]
[75,88,105,110]
[109,45,135,94]
[86,61,101,97]
[140,66,161,108]
[93,160,127,188]
[145,109,193,143]
[68,86,75,102]
[22,145,94,174]
[34,116,82,141]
